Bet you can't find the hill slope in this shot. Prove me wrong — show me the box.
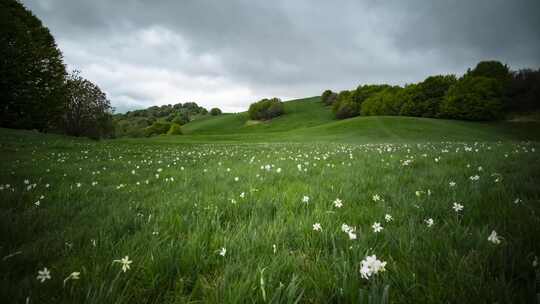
[171,97,540,143]
[181,96,333,134]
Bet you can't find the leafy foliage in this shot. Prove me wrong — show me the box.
[248,98,285,120]
[325,60,538,121]
[114,102,207,137]
[440,76,504,120]
[143,122,172,137]
[166,123,183,135]
[321,90,338,106]
[0,0,67,131]
[64,71,114,139]
[210,108,222,116]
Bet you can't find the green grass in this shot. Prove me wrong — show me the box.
[181,97,334,135]
[2,103,540,303]
[1,125,540,303]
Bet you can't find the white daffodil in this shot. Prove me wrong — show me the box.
[360,255,387,279]
[487,230,501,244]
[372,222,383,233]
[452,202,464,213]
[63,272,80,285]
[113,256,132,272]
[36,267,51,283]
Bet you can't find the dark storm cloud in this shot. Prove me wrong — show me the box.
[22,0,540,112]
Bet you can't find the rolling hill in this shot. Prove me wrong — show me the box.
[147,96,540,144]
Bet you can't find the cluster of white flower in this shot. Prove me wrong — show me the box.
[360,255,387,279]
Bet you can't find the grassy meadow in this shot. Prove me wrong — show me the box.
[1,100,540,303]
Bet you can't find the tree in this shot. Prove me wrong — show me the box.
[0,0,68,131]
[321,90,338,106]
[172,112,189,125]
[400,75,457,117]
[440,76,504,121]
[167,123,182,135]
[248,98,284,120]
[360,87,404,116]
[506,68,540,113]
[210,107,222,116]
[64,71,114,138]
[466,61,511,83]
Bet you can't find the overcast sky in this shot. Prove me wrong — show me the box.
[23,0,540,113]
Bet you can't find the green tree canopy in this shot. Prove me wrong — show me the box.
[0,0,68,131]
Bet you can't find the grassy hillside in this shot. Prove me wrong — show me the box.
[181,96,334,134]
[1,127,540,303]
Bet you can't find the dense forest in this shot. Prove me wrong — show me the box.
[323,61,540,121]
[113,102,211,137]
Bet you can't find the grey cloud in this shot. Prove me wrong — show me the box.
[22,0,540,112]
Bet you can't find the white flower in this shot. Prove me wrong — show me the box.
[302,195,310,204]
[487,230,501,244]
[234,177,239,182]
[312,223,322,231]
[219,247,227,256]
[113,256,132,272]
[372,194,381,202]
[513,198,522,204]
[424,218,434,227]
[372,222,383,233]
[469,175,480,181]
[449,181,456,187]
[36,267,51,283]
[333,198,343,208]
[384,214,393,222]
[239,192,245,198]
[63,272,80,285]
[276,168,282,173]
[341,224,357,239]
[452,202,464,213]
[359,255,387,279]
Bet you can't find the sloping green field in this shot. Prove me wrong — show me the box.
[152,97,540,144]
[1,99,540,304]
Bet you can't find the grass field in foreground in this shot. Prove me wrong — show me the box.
[1,127,540,303]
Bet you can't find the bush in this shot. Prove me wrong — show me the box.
[166,123,183,135]
[400,75,457,118]
[248,98,284,120]
[321,90,338,106]
[360,87,404,116]
[210,108,222,116]
[143,122,171,137]
[172,113,189,125]
[440,76,504,121]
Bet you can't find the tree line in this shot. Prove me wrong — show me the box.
[1,0,115,139]
[322,61,540,121]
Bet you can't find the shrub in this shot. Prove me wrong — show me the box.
[210,108,222,116]
[321,90,338,106]
[440,76,504,121]
[143,122,171,137]
[360,87,404,116]
[166,123,182,135]
[400,75,457,118]
[172,113,189,125]
[248,98,284,120]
